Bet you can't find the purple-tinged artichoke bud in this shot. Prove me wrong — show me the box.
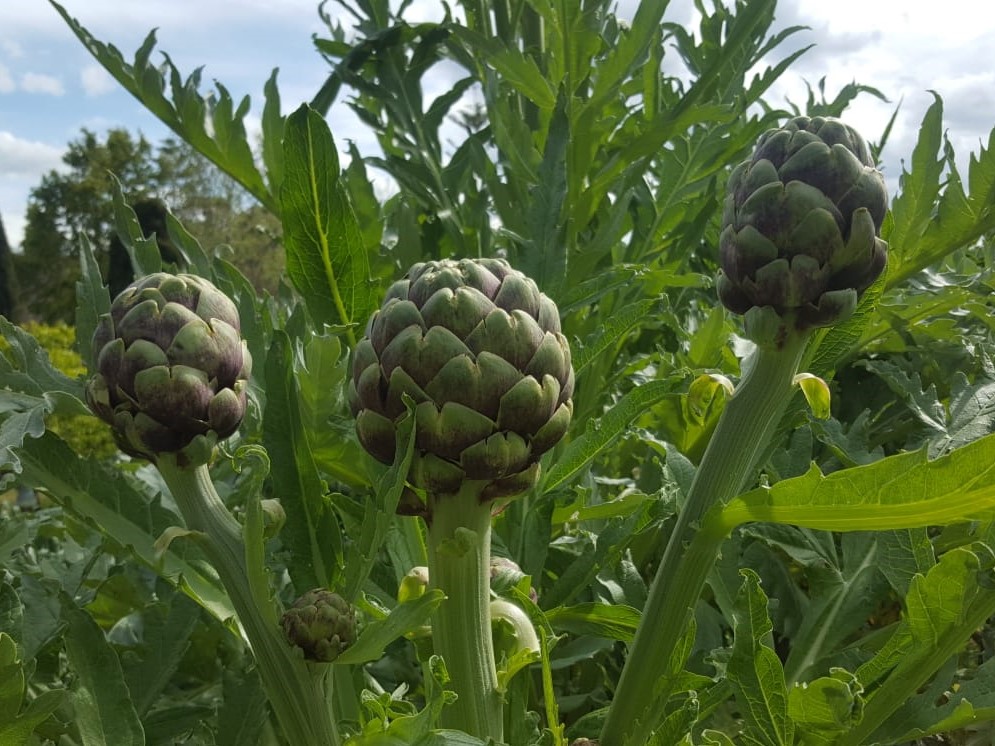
[717,116,888,340]
[85,273,251,466]
[349,258,573,512]
[281,589,356,663]
[490,555,537,602]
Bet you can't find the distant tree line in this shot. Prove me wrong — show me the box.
[3,128,285,324]
[0,211,17,321]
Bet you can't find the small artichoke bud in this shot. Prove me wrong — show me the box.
[717,116,888,341]
[281,589,356,663]
[490,556,537,602]
[349,258,574,513]
[86,273,251,466]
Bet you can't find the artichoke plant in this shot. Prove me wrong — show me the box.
[86,272,251,465]
[717,115,888,338]
[349,258,573,510]
[281,589,357,663]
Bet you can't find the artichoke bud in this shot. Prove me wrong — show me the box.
[349,259,574,513]
[490,555,537,602]
[281,589,357,663]
[718,116,888,343]
[85,273,251,467]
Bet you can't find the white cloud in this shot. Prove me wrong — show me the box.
[0,63,14,93]
[2,213,27,252]
[20,71,64,96]
[1,40,24,59]
[0,133,66,249]
[80,63,115,96]
[0,131,64,178]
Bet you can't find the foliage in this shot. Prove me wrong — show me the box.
[0,210,19,321]
[1,0,994,744]
[14,129,285,323]
[0,321,114,460]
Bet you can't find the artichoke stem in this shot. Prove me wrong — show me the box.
[157,456,340,746]
[426,480,504,741]
[600,332,809,746]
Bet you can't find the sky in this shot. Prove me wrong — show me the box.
[1,0,993,252]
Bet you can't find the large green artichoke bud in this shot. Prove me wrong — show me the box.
[281,589,357,663]
[349,258,573,509]
[717,116,888,338]
[86,272,251,465]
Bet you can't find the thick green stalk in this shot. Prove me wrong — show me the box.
[157,457,339,746]
[426,481,503,741]
[600,333,809,746]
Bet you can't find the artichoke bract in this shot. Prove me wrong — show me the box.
[281,589,356,663]
[717,116,888,340]
[349,258,573,510]
[86,272,251,465]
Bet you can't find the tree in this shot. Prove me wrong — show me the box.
[16,129,284,322]
[0,208,18,321]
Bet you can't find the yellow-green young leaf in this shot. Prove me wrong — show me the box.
[718,431,995,533]
[787,668,864,744]
[793,373,830,420]
[280,104,374,343]
[689,373,735,422]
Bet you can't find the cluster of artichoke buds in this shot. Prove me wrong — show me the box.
[281,589,357,663]
[349,258,573,512]
[86,273,251,466]
[717,116,888,340]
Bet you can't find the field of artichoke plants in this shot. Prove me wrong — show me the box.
[3,0,995,744]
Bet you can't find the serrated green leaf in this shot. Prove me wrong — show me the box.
[719,431,995,534]
[543,379,673,492]
[847,544,995,743]
[15,433,234,625]
[342,401,417,602]
[63,600,145,746]
[727,569,793,746]
[0,317,86,400]
[0,406,47,481]
[337,590,443,665]
[163,210,213,278]
[572,298,666,375]
[544,602,640,642]
[74,232,111,369]
[50,1,276,211]
[262,67,285,195]
[281,104,373,344]
[216,662,268,746]
[0,584,22,645]
[451,27,556,110]
[931,371,995,457]
[887,654,995,741]
[120,590,200,717]
[0,630,63,746]
[263,330,340,592]
[646,695,697,746]
[110,176,161,277]
[786,668,863,745]
[521,87,568,297]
